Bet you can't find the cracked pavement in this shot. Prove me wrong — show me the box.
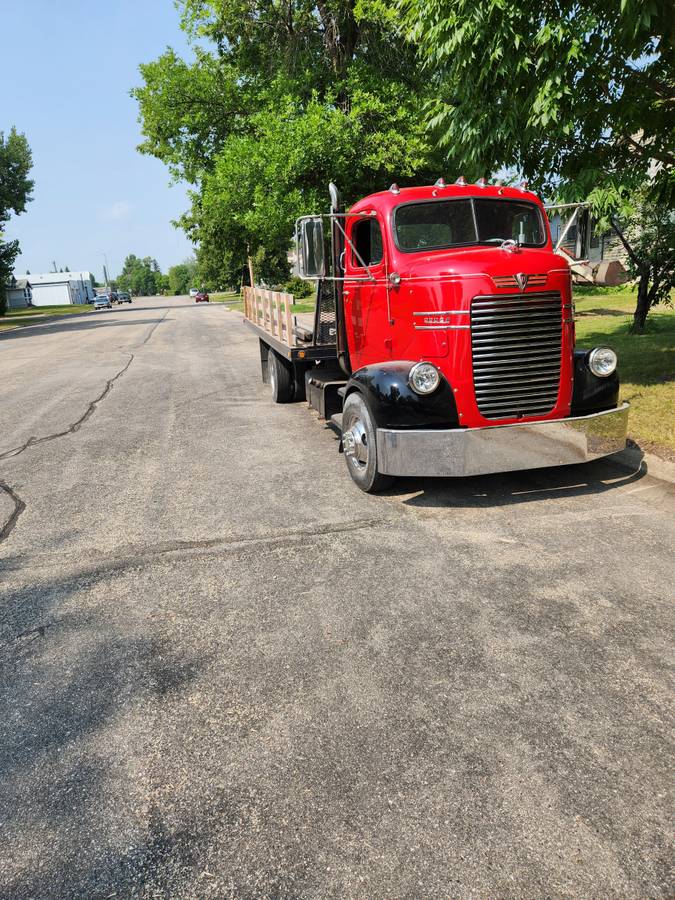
[1,297,674,898]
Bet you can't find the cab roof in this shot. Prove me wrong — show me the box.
[350,182,544,215]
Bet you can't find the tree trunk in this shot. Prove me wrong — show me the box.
[247,254,255,289]
[630,271,651,334]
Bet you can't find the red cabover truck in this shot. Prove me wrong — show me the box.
[243,180,628,492]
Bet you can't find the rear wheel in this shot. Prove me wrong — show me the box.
[269,350,295,403]
[341,392,394,493]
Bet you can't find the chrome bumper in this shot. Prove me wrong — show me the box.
[376,404,629,478]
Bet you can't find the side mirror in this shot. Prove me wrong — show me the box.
[296,217,326,279]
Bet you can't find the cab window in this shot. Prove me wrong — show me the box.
[351,218,384,267]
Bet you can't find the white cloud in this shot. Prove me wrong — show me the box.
[101,201,132,222]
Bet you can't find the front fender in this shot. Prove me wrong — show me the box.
[571,349,620,415]
[346,361,459,429]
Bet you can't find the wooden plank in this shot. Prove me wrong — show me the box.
[275,294,282,339]
[264,290,271,331]
[284,293,293,345]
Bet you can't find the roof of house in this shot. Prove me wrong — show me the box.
[27,271,93,285]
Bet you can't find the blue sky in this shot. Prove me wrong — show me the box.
[4,0,195,281]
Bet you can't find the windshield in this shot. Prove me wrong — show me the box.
[394,198,546,251]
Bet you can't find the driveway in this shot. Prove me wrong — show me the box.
[1,297,673,898]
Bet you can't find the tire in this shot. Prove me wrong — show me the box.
[341,392,394,493]
[269,349,295,403]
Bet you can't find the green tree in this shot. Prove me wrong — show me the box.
[133,0,450,285]
[393,0,672,196]
[117,254,164,296]
[392,0,673,326]
[168,258,198,294]
[0,128,34,315]
[589,185,675,333]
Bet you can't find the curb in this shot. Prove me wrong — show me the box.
[608,444,675,486]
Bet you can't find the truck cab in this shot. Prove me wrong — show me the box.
[245,180,628,492]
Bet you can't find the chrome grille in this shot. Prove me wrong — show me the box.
[471,292,562,419]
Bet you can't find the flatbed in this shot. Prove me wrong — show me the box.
[242,317,337,362]
[242,285,337,362]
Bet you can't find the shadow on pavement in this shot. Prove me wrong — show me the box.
[381,453,647,508]
[0,570,206,898]
[0,317,167,342]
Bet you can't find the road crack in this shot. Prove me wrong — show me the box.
[0,308,169,463]
[0,517,392,573]
[110,516,388,561]
[0,480,26,544]
[0,353,134,461]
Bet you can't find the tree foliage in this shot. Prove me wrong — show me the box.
[0,128,34,315]
[393,0,674,327]
[116,254,163,296]
[168,258,198,294]
[394,0,673,200]
[133,0,449,284]
[590,185,675,333]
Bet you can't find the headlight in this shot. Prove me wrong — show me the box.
[409,362,441,394]
[588,347,617,378]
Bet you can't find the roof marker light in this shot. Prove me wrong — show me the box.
[389,183,400,194]
[455,176,467,186]
[476,177,487,187]
[435,177,446,187]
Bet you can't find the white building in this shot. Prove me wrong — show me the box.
[28,271,96,306]
[5,277,32,308]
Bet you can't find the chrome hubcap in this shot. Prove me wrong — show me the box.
[269,361,277,395]
[343,418,368,469]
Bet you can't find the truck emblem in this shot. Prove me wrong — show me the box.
[515,273,529,291]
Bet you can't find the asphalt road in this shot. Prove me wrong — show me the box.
[1,297,673,898]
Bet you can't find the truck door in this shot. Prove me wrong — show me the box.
[344,215,390,370]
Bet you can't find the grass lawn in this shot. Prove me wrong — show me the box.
[211,292,316,314]
[0,303,93,331]
[574,286,674,458]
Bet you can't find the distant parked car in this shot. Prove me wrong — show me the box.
[94,295,112,310]
[189,288,199,297]
[117,291,132,304]
[195,291,209,303]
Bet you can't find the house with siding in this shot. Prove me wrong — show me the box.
[27,271,95,306]
[5,277,32,308]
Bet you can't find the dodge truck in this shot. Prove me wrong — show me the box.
[243,180,628,492]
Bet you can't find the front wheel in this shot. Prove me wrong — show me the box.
[341,392,394,493]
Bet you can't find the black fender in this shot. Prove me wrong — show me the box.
[345,361,459,429]
[570,349,620,415]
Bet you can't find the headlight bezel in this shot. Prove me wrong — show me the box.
[408,361,441,395]
[587,346,618,378]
